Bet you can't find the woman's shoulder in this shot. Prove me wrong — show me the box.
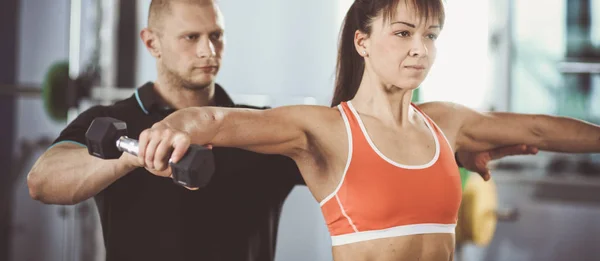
[414,101,463,119]
[274,104,347,119]
[277,104,348,135]
[413,101,466,134]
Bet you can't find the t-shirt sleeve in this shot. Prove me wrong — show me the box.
[50,105,110,149]
[267,154,306,187]
[239,104,306,187]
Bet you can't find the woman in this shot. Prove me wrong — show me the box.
[136,0,600,260]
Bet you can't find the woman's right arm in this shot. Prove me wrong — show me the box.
[138,105,328,171]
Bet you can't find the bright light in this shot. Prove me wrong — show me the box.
[335,1,490,109]
[420,1,490,110]
[337,0,354,28]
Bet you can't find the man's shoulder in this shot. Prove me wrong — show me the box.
[77,95,139,117]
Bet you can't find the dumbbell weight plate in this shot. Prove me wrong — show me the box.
[171,144,215,188]
[42,61,71,122]
[85,117,128,159]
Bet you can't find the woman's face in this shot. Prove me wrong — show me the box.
[359,2,442,90]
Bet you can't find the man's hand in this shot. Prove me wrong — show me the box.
[122,151,201,190]
[456,145,538,181]
[119,152,173,178]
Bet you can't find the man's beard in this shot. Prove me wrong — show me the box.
[162,65,212,91]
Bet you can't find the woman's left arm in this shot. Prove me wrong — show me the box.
[453,103,600,153]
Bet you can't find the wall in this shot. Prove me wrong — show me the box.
[10,1,104,261]
[10,0,71,260]
[0,0,19,259]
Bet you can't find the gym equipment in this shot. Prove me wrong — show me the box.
[455,171,519,247]
[0,60,98,123]
[85,117,216,188]
[0,61,72,122]
[42,61,71,122]
[411,85,420,103]
[0,85,44,97]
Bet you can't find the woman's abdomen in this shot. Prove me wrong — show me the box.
[332,233,455,261]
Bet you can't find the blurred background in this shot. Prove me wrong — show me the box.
[1,0,600,260]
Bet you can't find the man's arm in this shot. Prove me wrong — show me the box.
[27,143,136,205]
[27,106,141,205]
[455,145,539,181]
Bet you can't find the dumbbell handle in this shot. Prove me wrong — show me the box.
[116,136,140,156]
[112,135,215,188]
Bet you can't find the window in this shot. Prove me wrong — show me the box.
[419,0,491,110]
[510,0,600,124]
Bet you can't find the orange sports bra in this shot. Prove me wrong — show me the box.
[319,101,462,246]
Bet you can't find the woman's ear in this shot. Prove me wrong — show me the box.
[354,29,369,57]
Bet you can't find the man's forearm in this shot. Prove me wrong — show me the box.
[27,144,136,205]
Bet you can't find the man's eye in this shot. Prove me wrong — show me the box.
[210,32,223,40]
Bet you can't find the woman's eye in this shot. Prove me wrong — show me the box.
[396,31,410,37]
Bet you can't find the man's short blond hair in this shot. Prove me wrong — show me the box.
[148,0,216,30]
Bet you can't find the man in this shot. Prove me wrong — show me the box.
[26,0,537,260]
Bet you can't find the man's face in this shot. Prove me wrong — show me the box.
[154,2,225,90]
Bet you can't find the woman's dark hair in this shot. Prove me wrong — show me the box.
[331,0,445,106]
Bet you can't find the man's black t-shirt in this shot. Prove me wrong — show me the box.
[52,82,305,261]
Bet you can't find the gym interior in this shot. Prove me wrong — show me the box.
[1,0,600,260]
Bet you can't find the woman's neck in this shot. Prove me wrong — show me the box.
[351,71,417,128]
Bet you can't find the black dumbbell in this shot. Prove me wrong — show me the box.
[84,117,215,188]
